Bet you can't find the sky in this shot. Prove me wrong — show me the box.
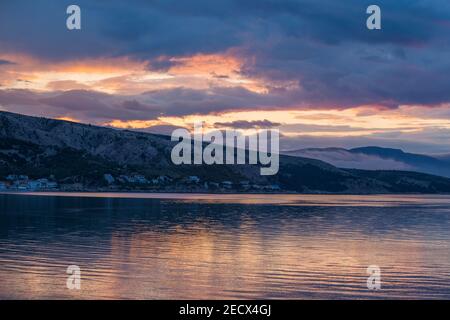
[1,0,450,154]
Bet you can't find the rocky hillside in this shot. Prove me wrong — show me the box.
[1,111,450,194]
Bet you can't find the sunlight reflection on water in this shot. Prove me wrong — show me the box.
[0,193,450,299]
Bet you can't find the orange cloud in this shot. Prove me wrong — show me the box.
[0,52,269,94]
[168,53,241,76]
[160,53,269,93]
[56,116,81,123]
[104,119,162,129]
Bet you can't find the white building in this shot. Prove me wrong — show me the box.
[104,174,115,184]
[27,181,42,190]
[221,181,233,189]
[46,182,58,189]
[187,176,200,183]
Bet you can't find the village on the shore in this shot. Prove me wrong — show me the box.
[0,173,282,192]
[0,175,58,191]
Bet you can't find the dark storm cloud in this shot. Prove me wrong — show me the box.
[1,0,448,59]
[0,87,285,122]
[138,86,286,116]
[1,0,450,111]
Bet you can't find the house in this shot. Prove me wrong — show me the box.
[187,176,200,184]
[46,182,58,189]
[158,176,171,183]
[239,181,250,189]
[118,175,148,184]
[221,181,233,189]
[117,175,129,183]
[17,182,28,191]
[104,174,115,184]
[266,184,281,191]
[152,175,171,185]
[134,175,148,184]
[6,175,29,182]
[27,180,42,190]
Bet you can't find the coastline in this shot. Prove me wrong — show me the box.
[2,190,450,196]
[2,191,450,208]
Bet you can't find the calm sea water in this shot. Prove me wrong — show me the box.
[0,192,450,299]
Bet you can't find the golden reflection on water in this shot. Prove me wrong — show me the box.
[0,193,450,299]
[97,223,448,299]
[3,191,450,206]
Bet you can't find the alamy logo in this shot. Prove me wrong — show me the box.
[366,5,381,30]
[66,5,81,30]
[66,265,81,290]
[171,122,279,176]
[65,5,380,32]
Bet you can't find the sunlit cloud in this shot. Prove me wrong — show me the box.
[55,116,81,123]
[0,54,145,92]
[0,52,269,95]
[104,106,450,141]
[1,0,450,153]
[164,53,269,93]
[104,119,162,129]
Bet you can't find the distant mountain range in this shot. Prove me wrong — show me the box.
[434,153,450,163]
[1,111,450,194]
[283,147,450,178]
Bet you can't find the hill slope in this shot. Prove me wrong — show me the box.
[283,146,450,178]
[1,111,450,194]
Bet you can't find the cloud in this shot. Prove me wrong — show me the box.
[281,123,376,133]
[214,119,281,129]
[0,87,279,122]
[46,80,91,91]
[1,0,450,155]
[135,124,187,136]
[1,0,450,110]
[0,59,15,66]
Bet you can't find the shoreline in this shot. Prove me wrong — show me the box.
[2,191,450,208]
[2,190,450,197]
[0,190,450,196]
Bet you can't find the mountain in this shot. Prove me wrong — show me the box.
[283,146,450,178]
[350,147,450,175]
[282,148,413,171]
[435,154,450,163]
[1,111,450,194]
